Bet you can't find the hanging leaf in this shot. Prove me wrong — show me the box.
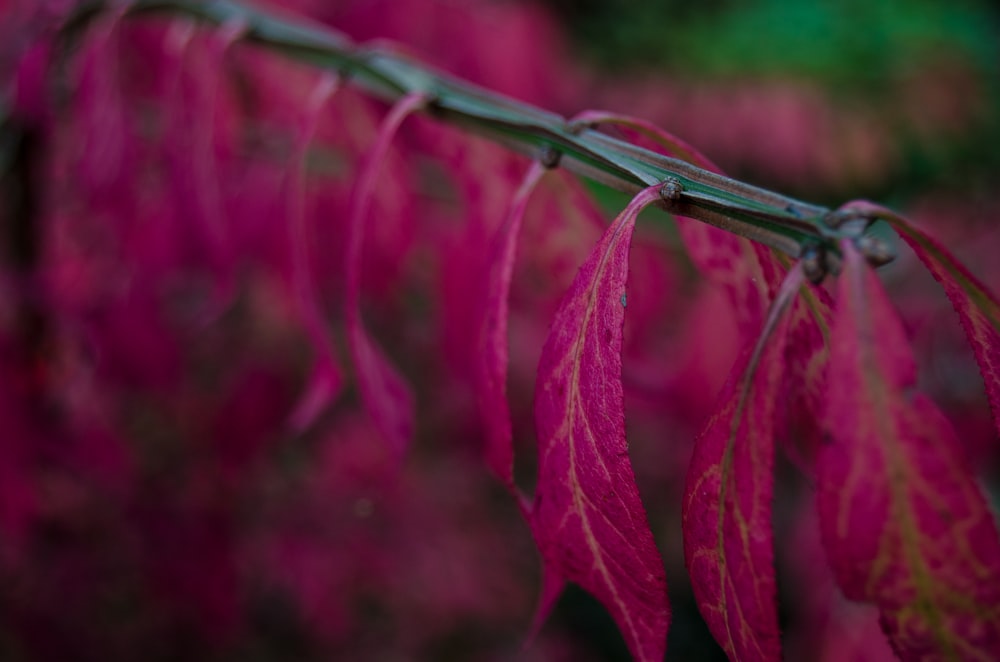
[161,20,241,303]
[476,161,545,495]
[530,185,669,662]
[818,240,1000,660]
[783,500,896,661]
[344,92,427,460]
[682,262,804,662]
[286,73,344,432]
[769,255,835,472]
[842,200,1000,442]
[571,110,779,337]
[574,111,840,471]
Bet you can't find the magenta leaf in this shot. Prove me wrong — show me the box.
[476,161,546,495]
[843,200,1000,443]
[572,110,777,337]
[529,185,669,662]
[286,73,343,432]
[682,262,804,661]
[769,256,835,472]
[344,92,427,460]
[161,20,243,309]
[784,500,896,661]
[818,240,1000,659]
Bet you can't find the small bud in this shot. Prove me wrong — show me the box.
[800,244,827,284]
[857,235,895,267]
[823,208,872,237]
[539,145,561,169]
[822,209,854,229]
[659,177,683,201]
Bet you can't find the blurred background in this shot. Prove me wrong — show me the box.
[1,0,998,659]
[546,0,1000,201]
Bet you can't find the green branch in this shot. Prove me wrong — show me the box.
[63,0,892,276]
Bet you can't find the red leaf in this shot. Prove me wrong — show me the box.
[572,110,776,337]
[286,73,344,433]
[345,92,427,460]
[818,240,1000,660]
[784,500,896,661]
[771,258,835,472]
[682,262,804,661]
[476,161,546,494]
[529,185,669,662]
[162,21,241,303]
[843,200,1000,443]
[572,112,837,473]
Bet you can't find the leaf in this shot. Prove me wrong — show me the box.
[769,254,835,472]
[345,92,426,460]
[476,161,545,494]
[818,240,1000,660]
[842,200,1000,443]
[682,262,804,662]
[784,500,896,662]
[529,185,669,662]
[572,110,777,338]
[162,21,240,303]
[286,73,343,433]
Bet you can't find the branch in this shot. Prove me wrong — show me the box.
[60,0,892,275]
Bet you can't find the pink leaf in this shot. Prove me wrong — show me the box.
[286,73,344,432]
[161,20,243,307]
[682,262,805,661]
[476,161,545,495]
[771,258,835,472]
[530,185,669,662]
[345,92,427,460]
[818,240,1000,660]
[784,500,896,661]
[572,110,776,337]
[843,200,1000,443]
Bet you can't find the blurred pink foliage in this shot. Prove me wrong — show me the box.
[0,0,997,660]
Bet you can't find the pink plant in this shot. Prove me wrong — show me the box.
[0,1,998,660]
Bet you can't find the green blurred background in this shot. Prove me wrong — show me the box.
[543,0,1000,204]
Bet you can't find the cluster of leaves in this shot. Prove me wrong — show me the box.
[1,0,999,660]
